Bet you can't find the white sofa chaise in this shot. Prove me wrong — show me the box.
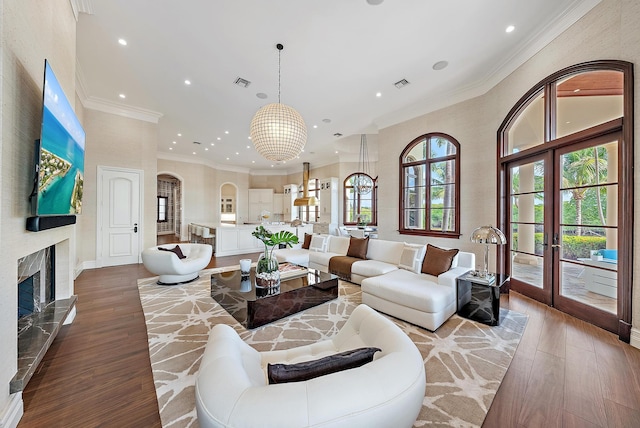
[349,239,405,284]
[195,304,426,428]
[362,251,475,331]
[273,234,328,266]
[141,243,212,285]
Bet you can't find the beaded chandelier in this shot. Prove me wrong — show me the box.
[250,44,307,162]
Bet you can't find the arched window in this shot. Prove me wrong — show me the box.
[399,133,460,237]
[298,178,319,222]
[343,173,377,226]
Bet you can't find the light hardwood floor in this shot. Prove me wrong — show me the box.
[17,239,640,427]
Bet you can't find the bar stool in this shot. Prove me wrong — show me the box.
[194,225,203,244]
[201,227,214,246]
[189,223,197,243]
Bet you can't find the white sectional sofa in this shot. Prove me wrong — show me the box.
[273,233,475,331]
[361,251,475,331]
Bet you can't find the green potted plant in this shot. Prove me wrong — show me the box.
[251,226,299,288]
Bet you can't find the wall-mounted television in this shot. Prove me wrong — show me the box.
[27,60,85,232]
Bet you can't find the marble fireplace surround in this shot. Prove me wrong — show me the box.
[10,241,76,393]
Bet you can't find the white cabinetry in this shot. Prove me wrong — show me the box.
[273,193,284,215]
[248,189,274,222]
[283,184,298,221]
[319,178,339,225]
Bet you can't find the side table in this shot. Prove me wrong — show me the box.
[456,273,510,326]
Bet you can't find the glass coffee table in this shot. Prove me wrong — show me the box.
[210,266,338,329]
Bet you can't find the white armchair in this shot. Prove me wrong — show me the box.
[141,243,212,285]
[195,304,426,428]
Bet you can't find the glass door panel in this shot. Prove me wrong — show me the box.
[508,155,552,303]
[555,139,619,323]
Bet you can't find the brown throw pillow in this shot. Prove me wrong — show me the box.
[347,236,369,259]
[158,245,186,259]
[267,347,381,384]
[302,233,313,250]
[421,244,458,276]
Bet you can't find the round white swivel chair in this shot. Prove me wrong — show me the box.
[141,243,212,285]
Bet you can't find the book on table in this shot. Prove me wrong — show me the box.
[278,262,309,280]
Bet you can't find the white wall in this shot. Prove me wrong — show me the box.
[375,0,640,341]
[0,0,77,424]
[76,109,158,266]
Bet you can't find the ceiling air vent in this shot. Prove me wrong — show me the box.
[394,78,410,89]
[234,77,251,88]
[333,133,343,137]
[193,141,201,145]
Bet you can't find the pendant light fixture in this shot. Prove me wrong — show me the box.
[354,134,373,194]
[250,43,307,162]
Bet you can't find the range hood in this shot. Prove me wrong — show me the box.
[294,162,318,206]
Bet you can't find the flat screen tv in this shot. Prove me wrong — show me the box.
[29,59,85,226]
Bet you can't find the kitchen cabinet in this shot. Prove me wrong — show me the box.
[248,189,274,223]
[273,193,284,215]
[319,177,338,225]
[283,184,298,221]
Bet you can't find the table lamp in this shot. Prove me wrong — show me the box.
[470,225,507,279]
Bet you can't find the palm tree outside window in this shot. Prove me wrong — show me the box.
[399,133,460,237]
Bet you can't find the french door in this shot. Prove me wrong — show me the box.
[507,132,621,333]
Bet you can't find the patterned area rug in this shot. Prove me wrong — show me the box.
[138,267,527,428]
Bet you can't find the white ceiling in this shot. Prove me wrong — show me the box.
[75,0,600,174]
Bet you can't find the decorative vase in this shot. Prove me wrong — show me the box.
[255,247,280,290]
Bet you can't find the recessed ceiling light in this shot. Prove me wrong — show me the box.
[271,165,274,168]
[184,80,191,85]
[322,118,332,123]
[119,93,126,99]
[256,93,268,99]
[506,25,515,33]
[226,157,230,160]
[172,141,177,144]
[205,148,209,151]
[376,92,382,97]
[177,133,182,137]
[169,147,173,150]
[210,143,214,146]
[192,152,196,155]
[313,125,318,129]
[248,136,252,140]
[235,152,239,155]
[118,38,127,46]
[366,0,384,5]
[217,137,221,141]
[335,150,339,154]
[432,61,449,71]
[225,131,229,134]
[252,160,256,163]
[246,145,250,149]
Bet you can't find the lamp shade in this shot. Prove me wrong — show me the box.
[250,103,307,162]
[470,226,506,245]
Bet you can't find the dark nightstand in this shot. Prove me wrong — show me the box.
[456,273,510,326]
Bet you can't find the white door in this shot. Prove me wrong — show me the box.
[98,166,143,267]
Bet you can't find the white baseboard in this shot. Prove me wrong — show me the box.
[63,306,77,325]
[630,328,640,350]
[0,392,23,428]
[74,260,97,278]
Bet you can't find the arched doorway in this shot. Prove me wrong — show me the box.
[157,172,185,241]
[220,182,238,224]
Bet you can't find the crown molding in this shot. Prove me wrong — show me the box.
[157,152,252,174]
[75,59,163,123]
[69,0,94,20]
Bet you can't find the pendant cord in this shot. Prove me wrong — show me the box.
[278,47,281,104]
